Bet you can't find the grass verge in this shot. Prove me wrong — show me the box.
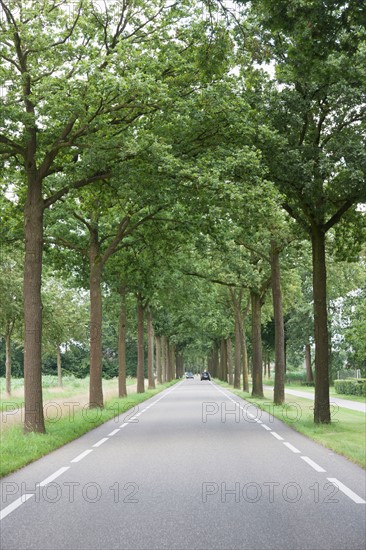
[263,381,366,403]
[215,380,366,469]
[0,380,178,478]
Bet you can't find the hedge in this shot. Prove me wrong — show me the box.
[334,379,366,397]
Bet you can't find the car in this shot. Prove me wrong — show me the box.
[200,371,211,381]
[185,372,194,379]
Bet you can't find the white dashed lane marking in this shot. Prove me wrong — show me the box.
[93,438,109,448]
[71,449,93,463]
[301,456,326,473]
[327,478,366,504]
[39,467,70,487]
[270,431,284,441]
[283,442,301,454]
[0,494,34,521]
[0,384,183,523]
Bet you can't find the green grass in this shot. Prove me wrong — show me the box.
[263,380,366,403]
[216,381,366,469]
[0,380,178,478]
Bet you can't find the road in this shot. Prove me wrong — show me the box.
[263,385,366,413]
[1,380,365,550]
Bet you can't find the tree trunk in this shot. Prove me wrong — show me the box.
[251,291,264,398]
[271,240,285,405]
[234,315,241,389]
[238,313,249,392]
[57,345,62,388]
[312,225,331,423]
[305,342,314,382]
[89,237,104,408]
[207,353,213,376]
[137,297,145,393]
[161,335,167,382]
[170,341,176,379]
[176,353,183,378]
[147,310,155,389]
[156,335,162,384]
[220,338,227,382]
[212,343,219,380]
[23,178,45,433]
[226,337,233,385]
[118,284,127,397]
[5,333,12,396]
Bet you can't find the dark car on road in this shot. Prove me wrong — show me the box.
[200,371,211,381]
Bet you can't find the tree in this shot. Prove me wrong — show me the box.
[1,0,228,431]
[0,251,23,395]
[42,276,88,387]
[241,0,366,422]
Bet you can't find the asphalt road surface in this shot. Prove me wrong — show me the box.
[1,380,365,550]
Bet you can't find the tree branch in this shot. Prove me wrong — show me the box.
[234,240,270,263]
[43,171,112,209]
[0,134,25,156]
[101,216,131,265]
[323,198,357,233]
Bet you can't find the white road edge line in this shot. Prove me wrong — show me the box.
[270,432,284,441]
[120,423,128,428]
[283,442,301,453]
[327,478,366,504]
[71,449,93,462]
[260,424,272,431]
[93,438,109,448]
[108,429,120,436]
[39,466,70,487]
[0,494,34,521]
[300,456,326,473]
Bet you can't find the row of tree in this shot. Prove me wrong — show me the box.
[0,0,365,432]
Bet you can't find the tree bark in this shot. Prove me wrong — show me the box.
[207,353,213,376]
[234,315,241,389]
[137,296,145,393]
[305,342,314,382]
[212,343,219,380]
[24,178,45,433]
[175,353,183,378]
[89,235,104,408]
[161,335,167,382]
[5,332,12,396]
[312,225,331,423]
[156,335,162,384]
[251,291,264,398]
[147,310,155,389]
[270,240,285,405]
[226,337,233,385]
[220,338,227,382]
[57,345,62,388]
[238,312,249,392]
[118,284,127,397]
[170,341,176,379]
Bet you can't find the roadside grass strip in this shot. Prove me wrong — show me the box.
[0,381,178,478]
[212,381,365,505]
[215,380,366,469]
